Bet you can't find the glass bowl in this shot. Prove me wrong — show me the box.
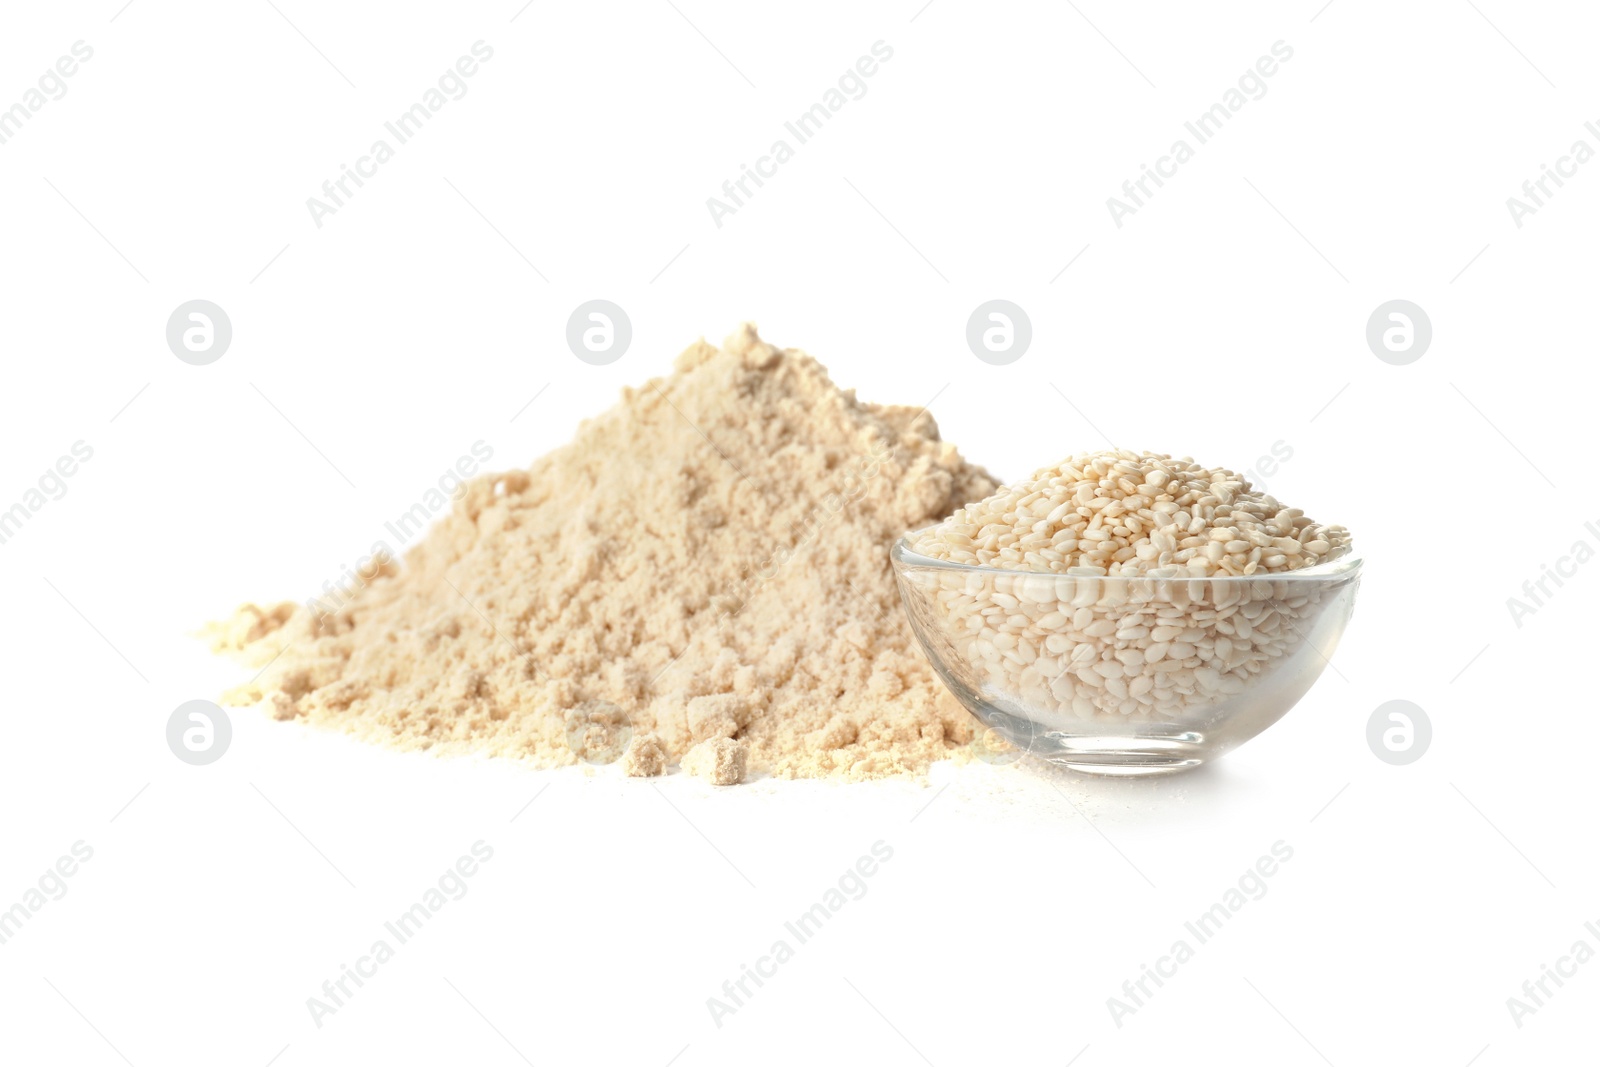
[891,534,1362,775]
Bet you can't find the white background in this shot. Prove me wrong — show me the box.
[0,1,1594,1063]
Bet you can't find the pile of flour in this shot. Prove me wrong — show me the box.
[211,325,997,783]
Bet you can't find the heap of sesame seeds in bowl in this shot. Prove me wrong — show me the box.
[895,449,1358,737]
[909,449,1349,579]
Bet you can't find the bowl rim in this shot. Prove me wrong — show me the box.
[891,527,1363,582]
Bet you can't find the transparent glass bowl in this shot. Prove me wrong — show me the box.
[891,535,1362,775]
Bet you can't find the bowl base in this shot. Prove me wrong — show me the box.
[1037,747,1206,777]
[974,705,1216,776]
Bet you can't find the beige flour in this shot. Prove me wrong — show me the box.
[211,325,998,783]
